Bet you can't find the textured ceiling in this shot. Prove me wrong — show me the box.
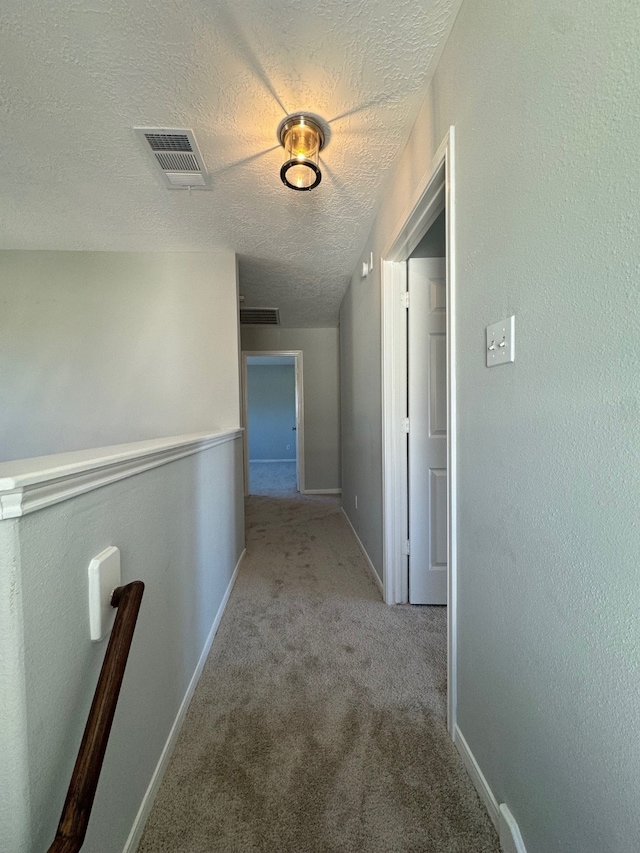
[0,0,460,326]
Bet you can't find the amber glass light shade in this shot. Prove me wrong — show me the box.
[278,114,325,191]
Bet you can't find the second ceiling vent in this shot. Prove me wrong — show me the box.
[240,307,281,325]
[135,127,210,189]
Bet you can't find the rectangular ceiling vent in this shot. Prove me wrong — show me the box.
[135,127,210,190]
[240,307,281,325]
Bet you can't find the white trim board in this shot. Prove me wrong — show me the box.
[341,508,384,598]
[454,726,528,852]
[302,488,342,495]
[122,548,246,853]
[499,804,528,853]
[453,725,499,830]
[0,430,243,520]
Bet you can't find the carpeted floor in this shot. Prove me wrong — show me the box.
[137,494,499,853]
[249,461,297,495]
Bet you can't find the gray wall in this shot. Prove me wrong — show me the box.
[412,209,446,258]
[241,327,340,491]
[0,248,245,851]
[0,251,241,462]
[0,441,244,853]
[247,363,296,460]
[339,1,640,851]
[340,286,383,572]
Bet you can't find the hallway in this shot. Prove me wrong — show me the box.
[137,494,499,853]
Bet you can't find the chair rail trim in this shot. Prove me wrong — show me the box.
[0,430,242,519]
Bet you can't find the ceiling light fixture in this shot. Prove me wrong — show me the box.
[277,113,325,191]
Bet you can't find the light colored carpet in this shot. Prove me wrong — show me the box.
[250,461,297,496]
[137,494,499,853]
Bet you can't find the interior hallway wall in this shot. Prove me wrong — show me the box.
[247,363,296,460]
[0,250,240,462]
[241,327,340,491]
[340,289,382,573]
[1,439,245,853]
[339,1,640,851]
[412,209,446,258]
[0,248,245,851]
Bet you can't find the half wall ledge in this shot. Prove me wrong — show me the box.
[0,429,243,520]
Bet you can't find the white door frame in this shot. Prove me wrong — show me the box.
[241,350,305,495]
[380,127,457,735]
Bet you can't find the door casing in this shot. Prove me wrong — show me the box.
[380,127,457,735]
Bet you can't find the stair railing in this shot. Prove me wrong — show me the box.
[46,580,145,853]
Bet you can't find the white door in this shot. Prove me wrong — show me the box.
[408,257,447,604]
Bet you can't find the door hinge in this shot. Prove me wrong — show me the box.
[402,417,410,433]
[400,291,409,308]
[402,539,411,556]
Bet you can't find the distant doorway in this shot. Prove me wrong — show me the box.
[241,351,304,495]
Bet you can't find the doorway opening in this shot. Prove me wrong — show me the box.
[241,351,305,496]
[381,128,457,734]
[407,210,447,605]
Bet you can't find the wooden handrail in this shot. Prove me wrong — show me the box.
[47,580,145,853]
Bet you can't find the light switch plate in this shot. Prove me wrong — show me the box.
[88,546,121,641]
[486,315,515,367]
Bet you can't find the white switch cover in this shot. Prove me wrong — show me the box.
[486,315,515,367]
[88,546,121,641]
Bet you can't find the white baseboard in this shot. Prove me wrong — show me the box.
[341,508,384,597]
[302,488,342,495]
[454,725,499,830]
[499,804,528,853]
[122,548,246,853]
[249,458,295,463]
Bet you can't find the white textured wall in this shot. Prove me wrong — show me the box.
[340,1,640,850]
[2,440,244,853]
[0,251,240,462]
[241,327,341,491]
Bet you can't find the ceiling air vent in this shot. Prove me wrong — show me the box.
[240,307,281,325]
[135,127,210,190]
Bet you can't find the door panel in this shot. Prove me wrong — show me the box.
[430,469,448,569]
[408,257,447,604]
[430,334,447,436]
